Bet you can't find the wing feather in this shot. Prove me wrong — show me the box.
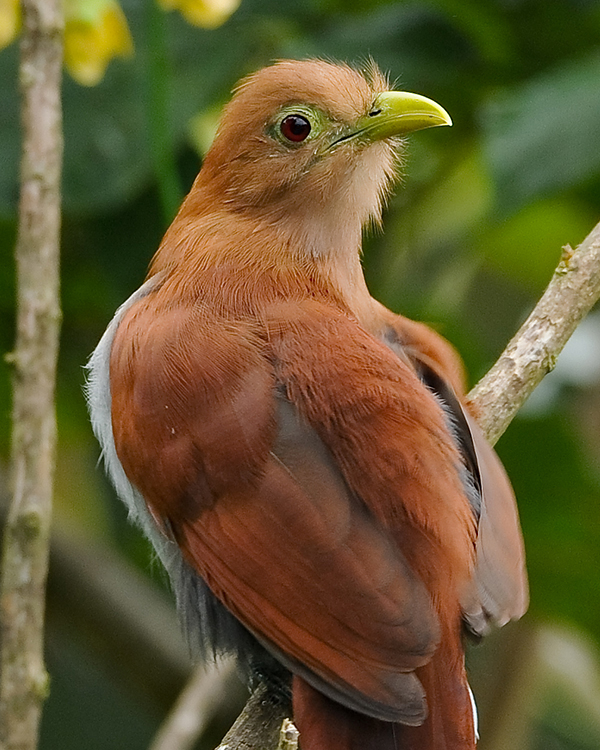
[376,310,528,632]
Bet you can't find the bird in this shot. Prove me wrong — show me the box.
[86,59,528,750]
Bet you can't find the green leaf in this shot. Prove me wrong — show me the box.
[483,52,600,212]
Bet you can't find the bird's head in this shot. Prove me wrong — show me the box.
[183,60,451,258]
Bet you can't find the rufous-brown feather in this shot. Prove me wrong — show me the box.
[98,59,528,750]
[373,308,528,631]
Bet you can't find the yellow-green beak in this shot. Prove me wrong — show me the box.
[353,91,452,142]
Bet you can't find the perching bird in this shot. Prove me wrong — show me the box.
[87,60,527,750]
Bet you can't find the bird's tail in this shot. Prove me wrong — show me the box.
[292,643,476,750]
[293,676,398,750]
[392,651,476,750]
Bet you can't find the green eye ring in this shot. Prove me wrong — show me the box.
[270,105,327,147]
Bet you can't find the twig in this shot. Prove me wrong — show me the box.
[208,217,600,749]
[0,0,63,747]
[276,719,300,750]
[215,682,291,750]
[149,659,239,750]
[468,221,600,445]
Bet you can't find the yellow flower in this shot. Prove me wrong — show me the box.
[0,0,19,50]
[158,0,240,29]
[64,0,133,86]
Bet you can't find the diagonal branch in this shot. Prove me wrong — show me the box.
[0,0,64,748]
[207,217,600,750]
[468,220,600,445]
[148,659,239,750]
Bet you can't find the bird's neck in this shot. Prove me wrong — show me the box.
[151,188,378,325]
[268,198,374,318]
[269,193,365,264]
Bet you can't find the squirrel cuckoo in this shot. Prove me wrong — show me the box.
[87,60,527,749]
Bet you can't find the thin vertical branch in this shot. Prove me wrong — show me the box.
[0,0,63,746]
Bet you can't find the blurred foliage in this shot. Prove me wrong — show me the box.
[0,0,19,49]
[63,0,134,86]
[1,0,600,748]
[158,0,242,29]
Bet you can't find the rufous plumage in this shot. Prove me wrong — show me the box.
[87,59,527,750]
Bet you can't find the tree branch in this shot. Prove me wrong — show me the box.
[0,0,63,747]
[148,659,239,750]
[216,682,292,750]
[468,221,600,445]
[210,217,600,750]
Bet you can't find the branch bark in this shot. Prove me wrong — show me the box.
[211,217,600,750]
[216,682,293,750]
[0,0,63,747]
[468,222,600,445]
[148,659,239,750]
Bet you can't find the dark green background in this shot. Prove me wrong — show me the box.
[1,0,600,748]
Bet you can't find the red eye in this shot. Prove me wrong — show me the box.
[280,115,311,142]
